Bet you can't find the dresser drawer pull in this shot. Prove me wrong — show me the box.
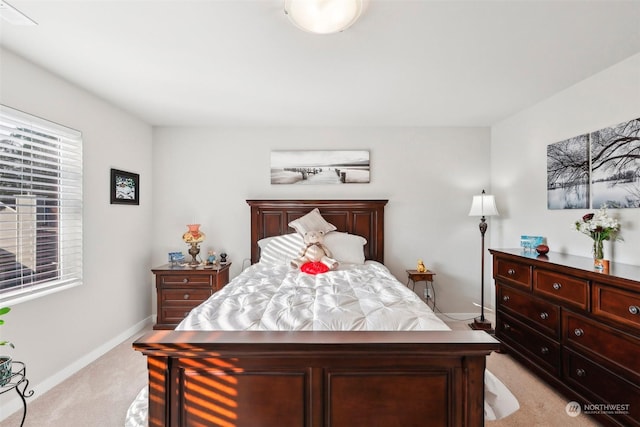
[540,346,549,355]
[503,295,510,302]
[630,305,640,315]
[552,282,562,290]
[182,278,188,284]
[539,312,549,320]
[507,269,516,276]
[574,328,584,337]
[576,368,586,377]
[183,293,190,300]
[503,323,511,331]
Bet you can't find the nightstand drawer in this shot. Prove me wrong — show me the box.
[534,269,589,310]
[564,311,640,382]
[161,289,211,304]
[495,258,532,290]
[160,274,211,286]
[162,307,200,325]
[497,284,560,338]
[593,283,640,331]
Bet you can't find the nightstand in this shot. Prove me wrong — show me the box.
[406,269,436,307]
[152,263,231,330]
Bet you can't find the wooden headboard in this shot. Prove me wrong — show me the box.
[247,200,388,264]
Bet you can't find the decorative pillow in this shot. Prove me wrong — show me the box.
[323,232,367,265]
[258,233,304,266]
[300,261,330,275]
[288,208,337,235]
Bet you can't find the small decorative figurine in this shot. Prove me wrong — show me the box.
[207,250,216,265]
[219,252,228,264]
[416,259,427,273]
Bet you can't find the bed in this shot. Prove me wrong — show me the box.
[130,200,515,427]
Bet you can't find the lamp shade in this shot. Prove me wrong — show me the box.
[468,192,499,217]
[284,0,364,34]
[182,224,206,244]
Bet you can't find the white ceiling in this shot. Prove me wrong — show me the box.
[1,0,640,127]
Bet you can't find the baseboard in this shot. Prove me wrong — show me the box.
[0,316,153,421]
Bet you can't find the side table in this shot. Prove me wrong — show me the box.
[0,361,34,427]
[152,262,231,329]
[406,269,436,308]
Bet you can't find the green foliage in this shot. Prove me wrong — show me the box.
[0,307,14,348]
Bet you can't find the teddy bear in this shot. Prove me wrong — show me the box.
[416,259,427,273]
[291,230,338,270]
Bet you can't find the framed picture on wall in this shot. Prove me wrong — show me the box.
[546,135,589,209]
[546,117,640,210]
[270,150,370,184]
[110,168,140,205]
[590,117,640,209]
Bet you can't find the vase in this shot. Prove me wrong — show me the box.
[593,239,606,270]
[0,356,12,386]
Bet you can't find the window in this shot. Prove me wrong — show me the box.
[0,105,83,305]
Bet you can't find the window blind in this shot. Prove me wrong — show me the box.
[0,105,83,305]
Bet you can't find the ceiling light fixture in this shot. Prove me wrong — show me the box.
[284,0,364,35]
[0,1,37,25]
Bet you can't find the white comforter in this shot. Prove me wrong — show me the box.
[180,261,450,332]
[126,261,518,426]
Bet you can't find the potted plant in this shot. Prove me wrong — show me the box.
[0,306,13,386]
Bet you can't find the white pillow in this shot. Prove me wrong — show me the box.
[258,233,303,266]
[288,208,337,235]
[324,232,367,265]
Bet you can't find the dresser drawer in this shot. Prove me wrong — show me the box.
[160,274,211,286]
[494,258,532,290]
[564,311,640,382]
[497,312,561,376]
[593,283,640,331]
[534,269,589,311]
[160,289,211,305]
[564,348,640,427]
[497,284,560,338]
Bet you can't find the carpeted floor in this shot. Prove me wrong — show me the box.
[0,323,601,427]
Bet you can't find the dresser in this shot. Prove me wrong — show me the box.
[152,263,231,330]
[490,249,639,427]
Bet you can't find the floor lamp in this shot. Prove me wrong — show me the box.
[468,190,499,332]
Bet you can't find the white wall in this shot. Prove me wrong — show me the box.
[491,53,640,266]
[152,126,493,316]
[0,48,154,418]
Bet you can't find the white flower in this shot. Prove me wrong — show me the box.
[573,205,621,242]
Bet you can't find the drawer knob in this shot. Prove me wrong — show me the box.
[503,295,510,302]
[540,312,549,320]
[576,368,586,377]
[507,268,516,276]
[183,293,190,300]
[552,282,562,290]
[574,328,584,337]
[182,278,188,284]
[630,305,640,315]
[504,323,511,331]
[540,346,549,355]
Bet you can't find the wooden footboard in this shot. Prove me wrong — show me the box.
[133,330,499,427]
